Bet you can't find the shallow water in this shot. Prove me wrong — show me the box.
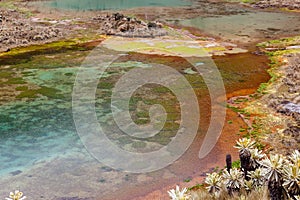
[180,11,300,44]
[0,42,270,199]
[46,0,191,10]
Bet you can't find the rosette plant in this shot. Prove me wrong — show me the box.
[283,150,300,199]
[5,190,26,200]
[235,138,256,179]
[260,154,287,200]
[283,164,300,199]
[222,168,244,195]
[168,185,191,200]
[249,148,265,170]
[205,172,223,198]
[248,168,265,189]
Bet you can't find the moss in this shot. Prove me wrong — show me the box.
[0,1,17,10]
[232,160,241,168]
[136,111,149,118]
[0,36,105,66]
[149,136,171,145]
[257,83,268,94]
[163,122,180,131]
[15,86,29,91]
[153,86,170,93]
[239,127,247,132]
[188,184,204,191]
[227,105,250,116]
[134,118,149,125]
[16,86,63,99]
[98,81,114,89]
[0,71,13,79]
[143,99,159,105]
[5,77,26,84]
[257,36,300,48]
[129,96,142,107]
[64,72,73,77]
[16,90,38,99]
[184,178,192,182]
[37,86,63,99]
[167,112,180,120]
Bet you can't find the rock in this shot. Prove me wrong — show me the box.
[254,0,300,10]
[0,9,62,52]
[147,22,157,28]
[93,13,167,38]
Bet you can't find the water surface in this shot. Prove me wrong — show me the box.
[0,43,270,199]
[180,11,300,44]
[46,0,191,10]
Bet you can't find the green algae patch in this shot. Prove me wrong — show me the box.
[0,35,106,65]
[0,71,13,79]
[16,86,63,99]
[257,36,300,49]
[15,86,29,91]
[16,90,39,99]
[0,1,18,10]
[98,81,114,90]
[37,86,63,99]
[5,77,26,84]
[0,40,77,57]
[102,37,215,57]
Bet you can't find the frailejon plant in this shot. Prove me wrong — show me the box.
[5,190,26,200]
[205,172,223,198]
[259,154,287,200]
[222,168,244,196]
[248,168,265,189]
[283,160,300,199]
[249,148,265,170]
[235,138,256,179]
[167,139,300,200]
[289,150,300,168]
[167,185,191,200]
[244,179,254,192]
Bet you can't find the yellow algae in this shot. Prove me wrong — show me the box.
[102,37,212,57]
[0,35,106,57]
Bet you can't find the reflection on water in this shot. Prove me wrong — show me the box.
[47,0,191,10]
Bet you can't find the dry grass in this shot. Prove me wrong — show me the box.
[189,186,269,200]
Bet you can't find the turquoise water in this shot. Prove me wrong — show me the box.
[47,0,191,10]
[0,46,188,199]
[0,47,270,199]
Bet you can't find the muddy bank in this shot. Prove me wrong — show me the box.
[237,37,300,156]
